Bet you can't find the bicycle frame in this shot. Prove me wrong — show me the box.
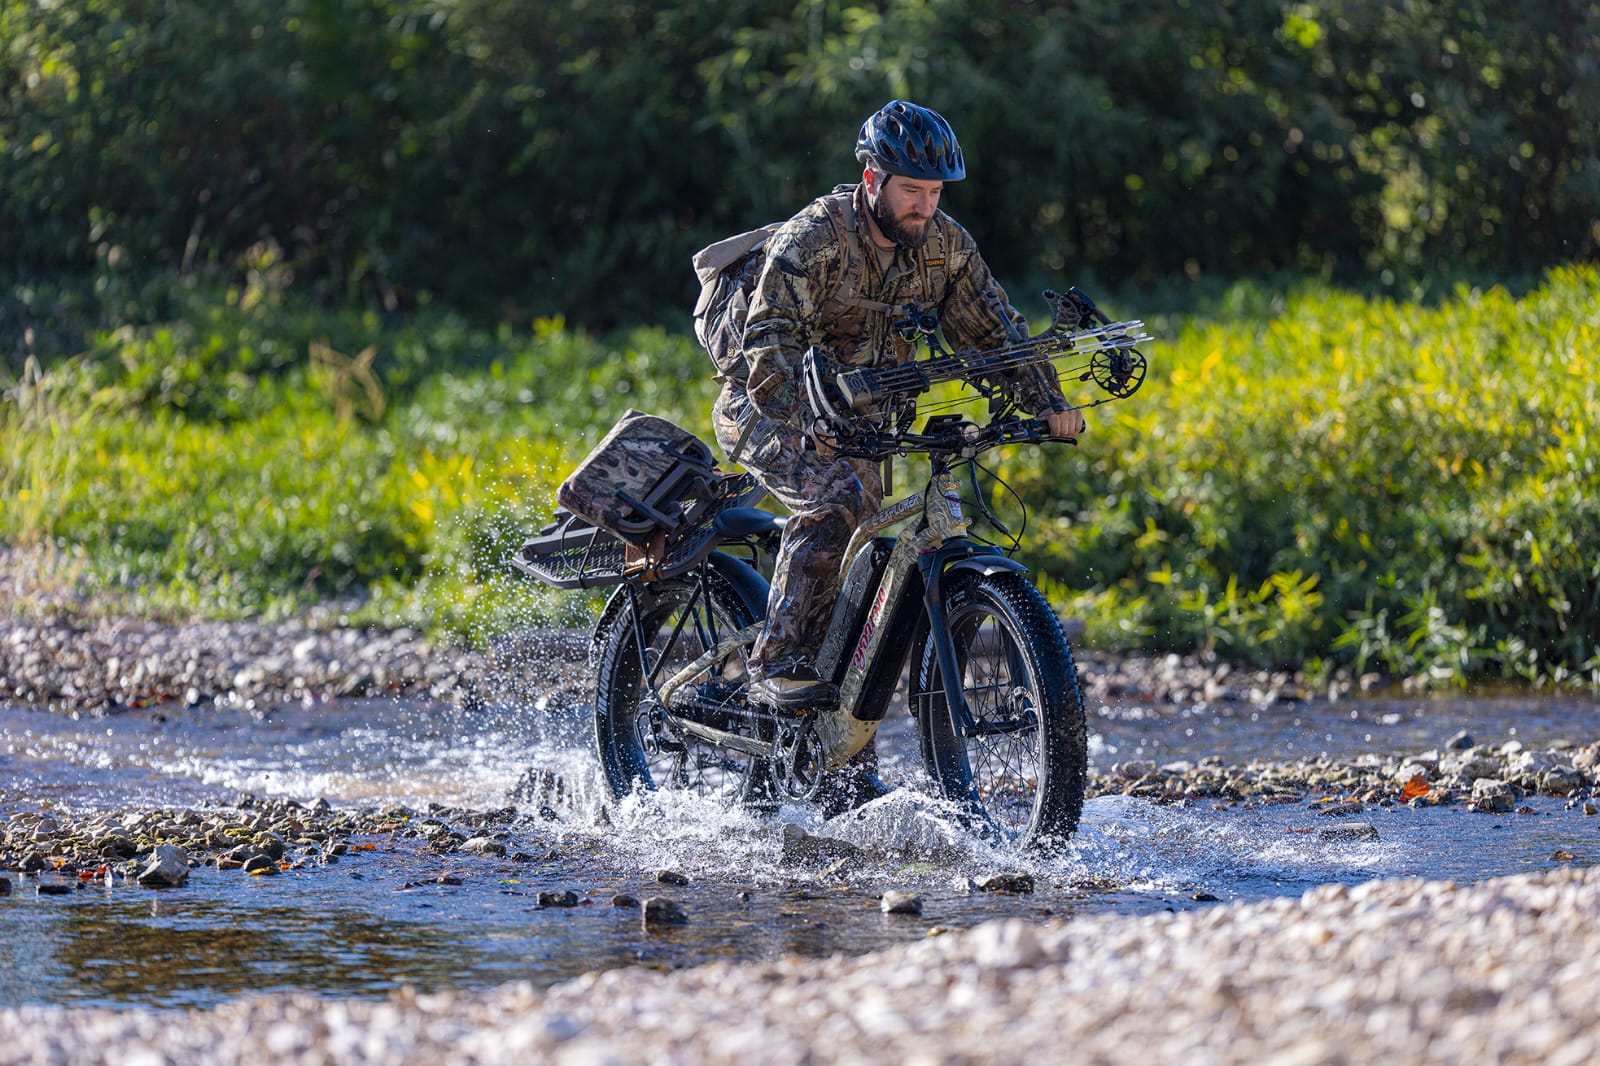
[638,454,1026,775]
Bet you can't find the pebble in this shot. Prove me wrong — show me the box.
[976,872,1035,894]
[880,890,923,916]
[136,843,190,888]
[642,897,688,927]
[1318,822,1380,842]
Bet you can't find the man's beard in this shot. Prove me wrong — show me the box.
[871,195,931,249]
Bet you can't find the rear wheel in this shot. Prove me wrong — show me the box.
[914,570,1087,848]
[592,566,766,803]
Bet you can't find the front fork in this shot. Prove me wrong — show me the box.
[917,541,1031,738]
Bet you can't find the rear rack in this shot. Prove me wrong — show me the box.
[512,472,766,590]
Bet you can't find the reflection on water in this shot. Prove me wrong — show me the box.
[2,684,1597,1011]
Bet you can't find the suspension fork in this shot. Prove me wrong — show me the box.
[918,542,1033,737]
[919,548,976,737]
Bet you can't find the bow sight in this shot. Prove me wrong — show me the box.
[802,286,1151,458]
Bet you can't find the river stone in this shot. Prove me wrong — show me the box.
[94,833,138,859]
[1470,779,1516,813]
[779,824,863,867]
[0,878,9,896]
[461,836,506,857]
[1319,822,1380,842]
[1441,750,1501,781]
[1537,766,1583,796]
[642,897,688,927]
[976,872,1035,894]
[881,891,923,916]
[241,855,277,874]
[137,843,190,888]
[1445,730,1475,750]
[656,870,690,886]
[537,890,579,908]
[611,894,639,909]
[251,832,286,861]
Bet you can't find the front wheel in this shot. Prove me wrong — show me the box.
[914,570,1087,848]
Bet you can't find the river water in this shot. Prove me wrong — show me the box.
[3,686,1597,1011]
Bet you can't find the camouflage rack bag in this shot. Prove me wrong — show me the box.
[556,409,719,548]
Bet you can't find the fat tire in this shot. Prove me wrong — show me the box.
[592,565,764,802]
[915,569,1087,848]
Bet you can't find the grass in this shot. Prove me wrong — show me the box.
[3,264,1596,688]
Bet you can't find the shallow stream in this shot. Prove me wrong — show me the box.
[3,686,1597,1010]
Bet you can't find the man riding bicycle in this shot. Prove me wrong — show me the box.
[710,100,1085,713]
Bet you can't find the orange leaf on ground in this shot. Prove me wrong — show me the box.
[1401,774,1429,801]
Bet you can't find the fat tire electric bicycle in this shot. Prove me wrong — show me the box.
[513,288,1148,849]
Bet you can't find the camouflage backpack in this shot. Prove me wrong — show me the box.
[690,185,949,380]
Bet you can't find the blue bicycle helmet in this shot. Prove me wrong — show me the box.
[855,100,966,181]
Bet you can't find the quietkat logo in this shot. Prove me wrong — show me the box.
[850,585,891,672]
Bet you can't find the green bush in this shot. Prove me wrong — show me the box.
[2,266,1596,687]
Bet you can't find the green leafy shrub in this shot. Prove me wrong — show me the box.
[2,266,1595,688]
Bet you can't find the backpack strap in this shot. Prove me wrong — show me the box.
[820,184,945,317]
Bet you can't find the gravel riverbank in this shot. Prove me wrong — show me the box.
[3,864,1597,1064]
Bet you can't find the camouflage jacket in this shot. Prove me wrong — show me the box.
[734,183,1069,423]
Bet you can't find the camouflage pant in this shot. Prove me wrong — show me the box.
[712,382,882,669]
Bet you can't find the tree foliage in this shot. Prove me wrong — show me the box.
[3,0,1596,336]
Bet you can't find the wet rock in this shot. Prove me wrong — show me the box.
[656,870,689,886]
[0,878,9,896]
[1440,750,1502,782]
[1114,760,1157,779]
[1469,779,1516,814]
[37,883,73,896]
[1408,788,1454,808]
[611,894,639,909]
[778,824,864,868]
[1445,730,1475,750]
[95,834,138,859]
[1319,822,1380,842]
[251,832,286,861]
[537,890,579,908]
[1316,801,1364,817]
[461,837,507,858]
[976,872,1035,894]
[137,844,190,888]
[1536,766,1584,797]
[881,891,923,916]
[642,897,688,927]
[241,855,277,875]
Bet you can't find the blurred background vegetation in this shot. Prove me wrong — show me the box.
[2,0,1596,687]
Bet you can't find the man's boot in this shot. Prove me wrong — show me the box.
[747,655,837,711]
